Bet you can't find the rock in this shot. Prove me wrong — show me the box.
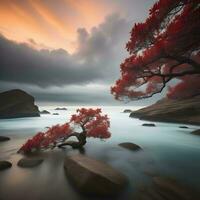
[179,126,188,129]
[17,158,43,168]
[135,176,199,200]
[40,110,50,114]
[153,177,197,200]
[0,89,40,119]
[0,161,12,170]
[119,142,142,151]
[64,154,128,196]
[191,129,200,135]
[0,136,10,142]
[130,96,200,125]
[142,123,156,127]
[55,107,67,110]
[53,113,59,115]
[123,109,132,113]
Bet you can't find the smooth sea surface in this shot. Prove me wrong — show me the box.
[0,106,200,200]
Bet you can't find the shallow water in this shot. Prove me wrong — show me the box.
[0,106,200,200]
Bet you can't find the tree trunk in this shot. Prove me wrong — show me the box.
[57,131,86,149]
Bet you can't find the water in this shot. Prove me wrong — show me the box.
[0,106,200,200]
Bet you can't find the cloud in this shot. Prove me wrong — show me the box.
[0,13,131,88]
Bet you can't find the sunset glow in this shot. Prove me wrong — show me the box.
[0,0,113,52]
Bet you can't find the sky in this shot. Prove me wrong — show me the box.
[0,0,160,106]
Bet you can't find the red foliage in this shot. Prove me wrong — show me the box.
[70,108,110,138]
[19,108,110,153]
[111,0,200,100]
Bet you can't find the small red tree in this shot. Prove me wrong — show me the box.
[19,108,110,153]
[111,0,200,100]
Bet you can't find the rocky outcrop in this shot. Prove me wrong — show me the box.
[0,161,12,170]
[0,89,40,119]
[130,96,200,125]
[119,142,142,151]
[0,136,10,142]
[64,154,127,196]
[17,158,43,168]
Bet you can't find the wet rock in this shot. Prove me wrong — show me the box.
[64,154,128,196]
[40,110,50,114]
[191,129,200,135]
[0,136,10,142]
[153,177,197,200]
[123,109,132,113]
[142,123,156,127]
[136,176,199,200]
[17,158,43,168]
[0,161,12,170]
[179,126,188,129]
[119,142,142,151]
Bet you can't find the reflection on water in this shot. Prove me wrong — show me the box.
[0,106,200,200]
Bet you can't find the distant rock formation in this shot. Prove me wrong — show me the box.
[40,110,50,114]
[130,96,200,125]
[123,109,132,113]
[55,107,67,110]
[0,89,40,119]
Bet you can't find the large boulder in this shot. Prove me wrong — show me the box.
[130,96,200,125]
[17,158,43,168]
[0,136,10,142]
[64,154,128,196]
[0,89,40,119]
[0,161,12,170]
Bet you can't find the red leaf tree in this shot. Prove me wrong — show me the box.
[111,0,200,100]
[19,108,110,153]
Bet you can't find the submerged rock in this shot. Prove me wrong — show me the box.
[0,89,40,119]
[119,142,142,151]
[0,161,12,170]
[191,129,200,135]
[142,123,156,127]
[136,176,199,200]
[53,113,59,115]
[0,136,10,142]
[179,126,188,129]
[64,154,128,196]
[123,109,132,113]
[153,177,197,200]
[55,107,67,110]
[17,158,43,168]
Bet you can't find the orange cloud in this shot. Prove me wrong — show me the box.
[0,0,113,53]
